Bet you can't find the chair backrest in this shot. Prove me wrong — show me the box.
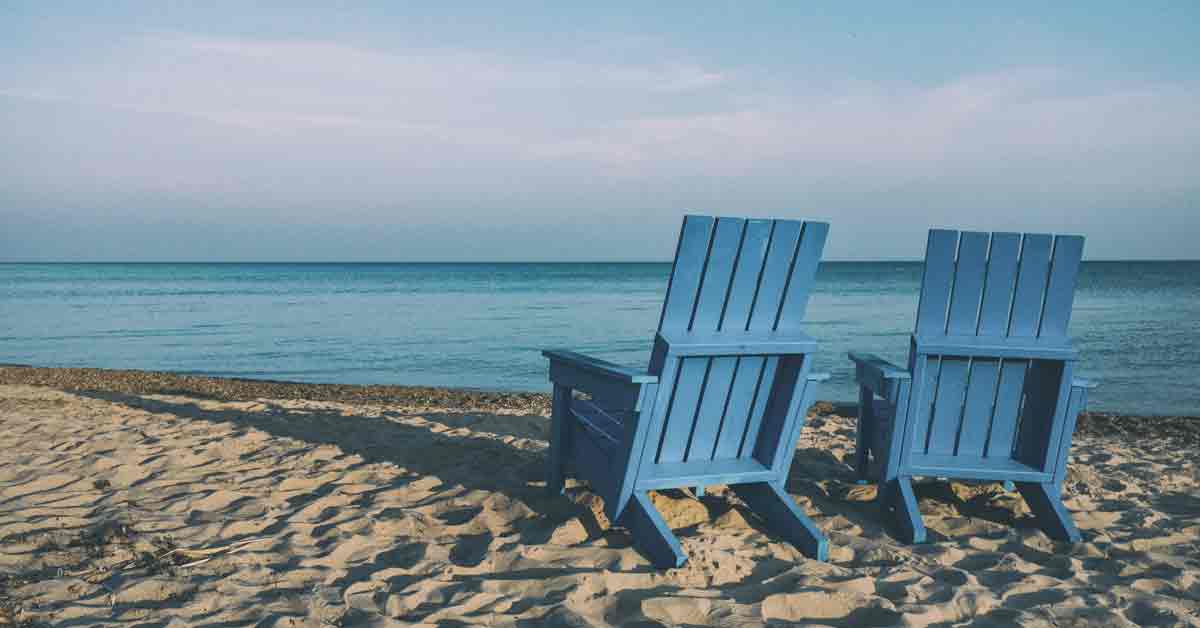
[643,215,828,468]
[906,229,1085,467]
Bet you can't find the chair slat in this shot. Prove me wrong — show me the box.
[738,357,779,458]
[657,357,710,463]
[926,357,970,456]
[1038,235,1084,340]
[1007,234,1053,337]
[690,218,747,332]
[659,216,716,334]
[915,230,959,335]
[685,356,739,462]
[977,233,1022,336]
[956,359,1000,457]
[712,357,763,459]
[747,221,803,331]
[719,220,773,331]
[775,221,829,332]
[946,231,989,335]
[910,356,942,454]
[985,360,1028,458]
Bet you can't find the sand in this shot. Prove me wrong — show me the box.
[0,368,1197,626]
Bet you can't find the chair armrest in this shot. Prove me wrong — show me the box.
[542,350,658,385]
[848,352,910,401]
[1072,376,1098,390]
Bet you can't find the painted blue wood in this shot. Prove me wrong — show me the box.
[657,330,818,356]
[946,231,990,335]
[544,350,659,384]
[690,218,746,332]
[776,221,829,331]
[913,335,1077,360]
[926,357,969,455]
[1039,236,1085,340]
[1016,482,1082,543]
[891,477,927,544]
[977,233,1022,336]
[849,228,1094,546]
[545,214,830,568]
[657,357,709,464]
[987,360,1028,459]
[712,357,761,459]
[739,356,779,459]
[1008,234,1053,337]
[626,491,686,568]
[915,230,958,335]
[957,359,1000,458]
[730,482,828,560]
[546,384,572,495]
[748,221,803,331]
[720,220,773,331]
[685,357,739,462]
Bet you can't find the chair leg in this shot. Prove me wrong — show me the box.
[1017,481,1081,543]
[623,491,686,568]
[854,387,873,483]
[730,482,828,561]
[883,477,926,544]
[546,385,571,495]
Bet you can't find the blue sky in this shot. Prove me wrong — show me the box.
[2,2,1198,260]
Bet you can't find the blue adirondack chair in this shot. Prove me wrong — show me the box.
[849,229,1096,544]
[543,215,831,568]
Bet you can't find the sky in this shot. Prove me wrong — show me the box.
[2,2,1198,261]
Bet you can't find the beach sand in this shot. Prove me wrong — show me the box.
[1,366,1197,626]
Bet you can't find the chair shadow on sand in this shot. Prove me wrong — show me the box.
[71,389,1037,626]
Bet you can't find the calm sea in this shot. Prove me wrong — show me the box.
[1,262,1196,415]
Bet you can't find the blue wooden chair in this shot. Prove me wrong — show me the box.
[849,229,1096,544]
[543,215,831,568]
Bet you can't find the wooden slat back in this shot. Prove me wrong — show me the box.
[914,229,1085,342]
[906,229,1085,468]
[1038,236,1085,340]
[647,215,827,468]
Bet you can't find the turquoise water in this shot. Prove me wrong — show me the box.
[1,262,1197,414]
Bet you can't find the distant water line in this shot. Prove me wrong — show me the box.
[1,261,1197,415]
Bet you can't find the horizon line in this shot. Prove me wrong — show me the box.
[2,258,1198,264]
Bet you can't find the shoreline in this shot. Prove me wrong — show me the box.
[1,364,1196,447]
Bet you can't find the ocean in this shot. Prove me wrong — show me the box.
[1,262,1197,415]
